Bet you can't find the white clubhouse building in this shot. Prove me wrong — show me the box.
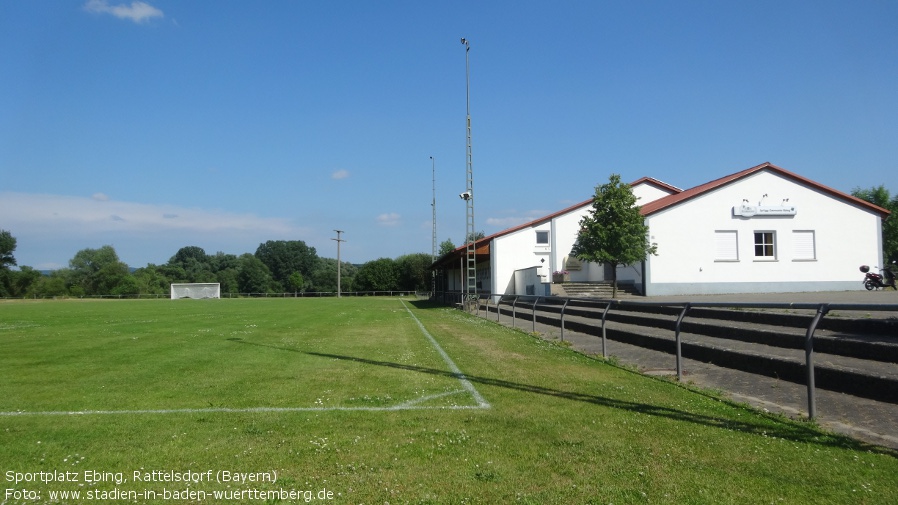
[432,162,890,297]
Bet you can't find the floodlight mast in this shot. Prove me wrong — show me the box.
[461,37,476,305]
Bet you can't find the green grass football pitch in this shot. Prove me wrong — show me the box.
[1,297,896,504]
[0,297,486,414]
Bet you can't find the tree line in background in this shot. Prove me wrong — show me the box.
[0,232,437,298]
[3,185,894,298]
[852,185,898,266]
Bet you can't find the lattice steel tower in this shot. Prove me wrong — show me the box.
[461,37,476,303]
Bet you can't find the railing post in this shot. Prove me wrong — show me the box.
[600,302,613,358]
[512,296,519,329]
[560,299,570,342]
[805,304,829,420]
[674,304,691,381]
[532,297,541,333]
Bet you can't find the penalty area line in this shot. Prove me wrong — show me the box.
[0,403,486,417]
[400,300,491,409]
[0,302,491,417]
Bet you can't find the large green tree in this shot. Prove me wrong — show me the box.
[26,270,69,298]
[68,245,133,296]
[309,257,356,293]
[438,239,456,256]
[0,229,18,297]
[571,174,657,297]
[354,257,399,292]
[288,272,305,294]
[167,246,214,283]
[236,253,276,294]
[396,253,433,291]
[254,240,318,292]
[131,264,171,296]
[464,231,486,244]
[0,230,16,270]
[209,252,240,294]
[3,266,42,298]
[852,185,898,264]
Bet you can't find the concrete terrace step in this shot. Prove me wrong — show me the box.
[546,299,897,336]
[562,303,898,363]
[478,300,898,404]
[557,282,640,298]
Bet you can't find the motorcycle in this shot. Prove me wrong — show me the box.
[860,262,897,290]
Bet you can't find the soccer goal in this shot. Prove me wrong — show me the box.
[170,283,221,300]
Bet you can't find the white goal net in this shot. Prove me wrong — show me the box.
[170,283,221,300]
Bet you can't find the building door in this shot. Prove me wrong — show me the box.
[536,253,550,282]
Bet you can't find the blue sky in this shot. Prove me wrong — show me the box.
[2,1,896,270]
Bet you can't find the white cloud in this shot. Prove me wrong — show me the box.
[485,216,530,228]
[1,192,320,269]
[331,169,350,180]
[376,212,401,227]
[92,192,110,201]
[0,192,298,236]
[485,209,551,229]
[84,0,164,23]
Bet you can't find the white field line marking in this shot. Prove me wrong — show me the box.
[400,300,490,408]
[0,391,481,417]
[0,404,487,417]
[0,301,490,417]
[395,389,468,408]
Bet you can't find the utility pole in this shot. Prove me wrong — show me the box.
[332,230,345,298]
[461,37,476,307]
[430,156,437,296]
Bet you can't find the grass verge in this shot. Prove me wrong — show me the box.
[1,297,895,504]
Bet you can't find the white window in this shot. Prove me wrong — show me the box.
[714,230,739,261]
[536,231,549,244]
[754,231,776,259]
[792,230,816,261]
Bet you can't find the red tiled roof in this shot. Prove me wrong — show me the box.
[629,176,683,194]
[431,198,592,267]
[639,162,891,218]
[431,163,890,269]
[431,176,675,267]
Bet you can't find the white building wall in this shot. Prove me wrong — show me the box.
[492,224,552,296]
[644,171,882,295]
[549,181,676,285]
[513,267,544,296]
[633,183,676,206]
[550,206,591,281]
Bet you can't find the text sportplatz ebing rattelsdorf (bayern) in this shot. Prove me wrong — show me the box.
[4,468,337,502]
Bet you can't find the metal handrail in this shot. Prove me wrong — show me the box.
[454,291,897,420]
